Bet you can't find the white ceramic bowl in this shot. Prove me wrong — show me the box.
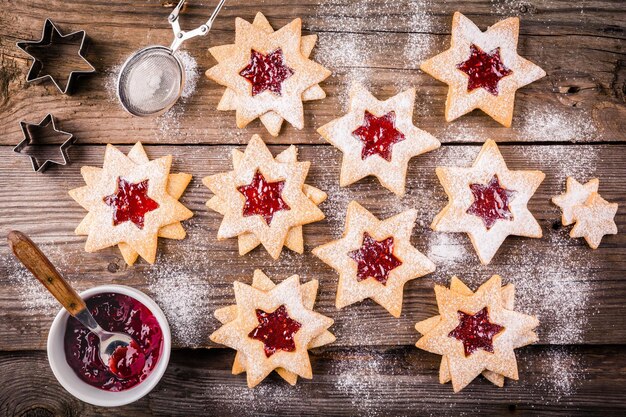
[47,284,171,407]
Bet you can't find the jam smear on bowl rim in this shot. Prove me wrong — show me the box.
[248,304,302,357]
[64,292,164,392]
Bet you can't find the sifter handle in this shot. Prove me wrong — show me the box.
[168,0,225,52]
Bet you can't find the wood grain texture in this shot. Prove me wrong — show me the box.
[1,1,625,414]
[0,144,624,350]
[0,0,624,145]
[1,346,625,416]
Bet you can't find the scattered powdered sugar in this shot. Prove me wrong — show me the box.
[520,143,598,180]
[517,107,597,143]
[146,260,213,347]
[490,0,532,16]
[331,350,403,416]
[523,346,586,400]
[313,1,439,108]
[2,242,83,316]
[204,377,303,414]
[425,232,471,265]
[403,0,437,67]
[178,50,200,100]
[2,256,58,315]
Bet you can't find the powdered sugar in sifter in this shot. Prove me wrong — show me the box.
[117,0,225,117]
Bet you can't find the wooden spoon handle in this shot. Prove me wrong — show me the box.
[7,231,86,316]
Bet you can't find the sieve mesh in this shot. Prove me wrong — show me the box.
[117,47,185,117]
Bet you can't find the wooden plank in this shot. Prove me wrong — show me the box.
[0,0,624,145]
[0,143,624,350]
[0,345,625,416]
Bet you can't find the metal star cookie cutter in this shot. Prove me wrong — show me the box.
[14,114,76,173]
[16,18,95,94]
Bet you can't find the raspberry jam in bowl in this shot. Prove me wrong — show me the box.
[47,285,171,407]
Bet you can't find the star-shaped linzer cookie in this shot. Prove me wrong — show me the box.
[210,270,334,388]
[204,135,325,259]
[431,140,544,265]
[552,177,618,249]
[415,275,539,392]
[69,143,193,265]
[420,12,545,127]
[17,19,95,94]
[317,83,440,196]
[312,201,436,317]
[14,114,75,172]
[206,12,331,136]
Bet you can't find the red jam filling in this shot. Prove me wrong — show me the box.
[109,340,146,379]
[467,175,515,230]
[237,171,290,225]
[248,305,302,358]
[456,44,513,96]
[448,307,504,357]
[64,293,163,392]
[348,232,402,285]
[352,111,406,162]
[103,177,159,229]
[239,48,294,96]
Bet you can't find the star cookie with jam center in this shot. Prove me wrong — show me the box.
[552,177,618,248]
[317,83,440,196]
[206,145,327,256]
[205,13,331,134]
[203,135,325,259]
[210,271,334,388]
[214,269,335,385]
[70,143,192,265]
[312,201,436,318]
[431,139,544,265]
[211,13,327,136]
[69,143,193,264]
[420,12,546,127]
[415,275,539,392]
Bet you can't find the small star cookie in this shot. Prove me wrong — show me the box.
[205,13,331,135]
[317,83,440,196]
[312,201,436,317]
[431,139,544,265]
[210,270,334,388]
[420,12,546,127]
[552,177,599,226]
[415,275,539,392]
[69,143,193,265]
[552,177,618,249]
[203,135,325,259]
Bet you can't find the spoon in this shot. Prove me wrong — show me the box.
[7,230,142,378]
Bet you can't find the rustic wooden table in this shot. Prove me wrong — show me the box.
[1,0,625,415]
